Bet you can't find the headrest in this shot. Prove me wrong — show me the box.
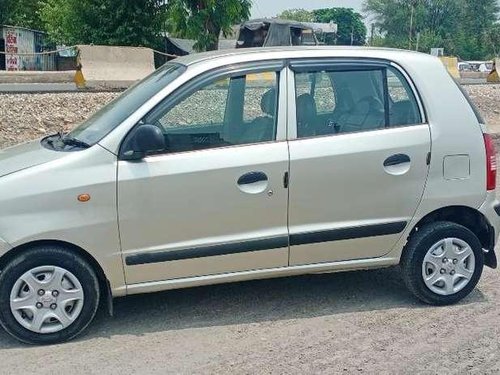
[296,93,317,122]
[261,88,277,116]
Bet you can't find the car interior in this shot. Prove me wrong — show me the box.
[139,74,279,154]
[127,66,421,156]
[295,68,421,138]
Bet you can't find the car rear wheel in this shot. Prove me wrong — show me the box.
[401,221,484,305]
[0,245,100,344]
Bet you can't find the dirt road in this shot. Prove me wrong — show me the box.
[0,267,499,373]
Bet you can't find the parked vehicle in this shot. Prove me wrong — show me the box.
[468,61,494,73]
[236,19,318,48]
[458,62,473,72]
[480,62,494,73]
[0,47,498,344]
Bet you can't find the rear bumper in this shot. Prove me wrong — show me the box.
[479,191,500,267]
[494,204,500,216]
[479,191,500,237]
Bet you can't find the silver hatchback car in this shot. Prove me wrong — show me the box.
[0,47,498,344]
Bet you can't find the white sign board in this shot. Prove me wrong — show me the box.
[430,48,444,57]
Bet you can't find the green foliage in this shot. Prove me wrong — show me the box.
[168,0,251,51]
[277,8,314,22]
[313,8,367,45]
[3,0,250,52]
[39,0,165,47]
[1,0,45,30]
[0,0,12,25]
[459,0,500,59]
[363,0,500,59]
[486,23,500,56]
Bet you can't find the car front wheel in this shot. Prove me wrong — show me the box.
[0,245,100,344]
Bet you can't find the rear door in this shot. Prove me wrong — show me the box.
[287,60,431,265]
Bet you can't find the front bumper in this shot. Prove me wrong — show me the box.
[0,236,12,256]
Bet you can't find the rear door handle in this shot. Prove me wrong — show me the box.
[237,171,268,185]
[383,154,410,167]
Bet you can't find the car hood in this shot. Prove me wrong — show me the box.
[0,140,66,178]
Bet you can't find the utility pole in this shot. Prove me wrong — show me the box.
[408,2,415,50]
[415,32,420,51]
[370,24,375,46]
[351,25,354,45]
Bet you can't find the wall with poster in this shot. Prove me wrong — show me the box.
[4,28,19,70]
[1,26,56,71]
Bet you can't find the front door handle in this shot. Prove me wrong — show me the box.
[237,171,268,186]
[383,154,411,167]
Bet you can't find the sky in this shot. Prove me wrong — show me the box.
[251,0,365,19]
[250,0,500,19]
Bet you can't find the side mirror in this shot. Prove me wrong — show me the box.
[121,124,166,160]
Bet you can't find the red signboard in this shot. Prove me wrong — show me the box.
[5,29,19,70]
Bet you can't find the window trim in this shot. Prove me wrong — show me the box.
[118,61,286,160]
[382,68,390,127]
[287,58,427,140]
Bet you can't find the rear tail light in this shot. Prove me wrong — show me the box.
[484,133,497,191]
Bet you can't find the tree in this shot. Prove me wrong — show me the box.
[168,0,251,51]
[313,8,367,45]
[0,0,12,25]
[363,0,500,59]
[39,0,165,47]
[458,0,500,59]
[0,0,45,30]
[277,8,314,22]
[486,23,500,57]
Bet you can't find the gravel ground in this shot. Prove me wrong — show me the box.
[465,85,500,128]
[0,92,118,149]
[0,85,499,374]
[0,84,499,149]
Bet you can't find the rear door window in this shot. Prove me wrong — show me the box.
[293,64,423,138]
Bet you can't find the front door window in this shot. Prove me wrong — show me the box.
[141,71,280,154]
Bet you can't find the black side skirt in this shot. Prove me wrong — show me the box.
[125,221,407,266]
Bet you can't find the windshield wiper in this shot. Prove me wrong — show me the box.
[61,135,91,149]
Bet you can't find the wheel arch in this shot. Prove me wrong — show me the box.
[410,205,497,269]
[0,239,113,315]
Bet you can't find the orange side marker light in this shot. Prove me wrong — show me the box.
[78,194,91,202]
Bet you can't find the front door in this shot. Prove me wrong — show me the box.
[287,62,431,265]
[118,66,290,284]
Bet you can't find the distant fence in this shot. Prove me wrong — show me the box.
[0,46,77,71]
[2,51,57,71]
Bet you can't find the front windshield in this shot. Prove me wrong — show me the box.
[68,62,186,146]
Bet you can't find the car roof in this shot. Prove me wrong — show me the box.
[174,46,435,67]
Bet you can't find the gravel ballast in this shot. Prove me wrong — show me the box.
[0,84,499,149]
[0,92,118,149]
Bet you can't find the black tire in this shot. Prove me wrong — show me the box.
[400,221,484,305]
[0,245,100,345]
